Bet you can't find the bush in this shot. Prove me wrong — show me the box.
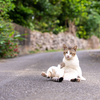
[76,12,100,39]
[76,26,90,39]
[0,17,20,58]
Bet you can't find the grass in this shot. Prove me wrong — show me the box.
[29,50,40,54]
[44,49,62,53]
[29,49,62,54]
[29,48,84,54]
[27,47,100,55]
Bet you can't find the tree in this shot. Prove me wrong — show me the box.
[7,0,100,38]
[0,0,15,18]
[76,0,100,39]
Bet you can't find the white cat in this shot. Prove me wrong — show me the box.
[62,44,86,81]
[41,64,64,82]
[41,44,86,82]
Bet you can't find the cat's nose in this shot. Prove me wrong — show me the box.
[67,56,69,58]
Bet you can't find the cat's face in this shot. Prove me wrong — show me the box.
[63,44,77,60]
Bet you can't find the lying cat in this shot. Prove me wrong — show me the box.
[41,44,86,82]
[41,64,64,82]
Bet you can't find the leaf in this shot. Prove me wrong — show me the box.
[0,41,5,44]
[0,50,3,53]
[14,34,21,38]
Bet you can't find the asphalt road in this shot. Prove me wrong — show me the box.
[0,50,100,100]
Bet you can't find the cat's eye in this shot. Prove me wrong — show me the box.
[66,52,68,53]
[70,52,72,54]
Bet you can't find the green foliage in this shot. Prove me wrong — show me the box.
[76,26,88,39]
[4,0,100,37]
[76,1,100,39]
[85,11,100,38]
[32,0,89,34]
[0,17,21,58]
[8,3,33,27]
[0,0,20,58]
[0,0,15,18]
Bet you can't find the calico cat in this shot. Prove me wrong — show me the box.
[41,44,86,82]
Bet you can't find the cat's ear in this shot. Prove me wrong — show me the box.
[73,45,77,51]
[63,44,67,50]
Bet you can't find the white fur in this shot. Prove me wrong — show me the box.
[65,50,72,59]
[63,54,86,81]
[46,65,64,78]
[42,49,86,82]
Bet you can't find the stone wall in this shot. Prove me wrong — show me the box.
[88,35,100,49]
[13,24,100,55]
[30,31,88,51]
[18,31,89,55]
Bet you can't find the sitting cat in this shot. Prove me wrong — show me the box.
[62,44,86,81]
[41,44,86,82]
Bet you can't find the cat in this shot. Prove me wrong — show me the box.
[41,44,86,82]
[62,44,86,81]
[41,64,64,82]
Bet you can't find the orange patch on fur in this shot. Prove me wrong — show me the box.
[41,72,47,77]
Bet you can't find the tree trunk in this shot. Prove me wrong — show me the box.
[68,20,76,36]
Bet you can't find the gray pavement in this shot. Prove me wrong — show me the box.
[0,50,100,100]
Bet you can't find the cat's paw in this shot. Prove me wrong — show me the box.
[59,77,63,82]
[70,78,80,82]
[41,72,47,77]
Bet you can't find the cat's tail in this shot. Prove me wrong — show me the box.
[52,77,63,82]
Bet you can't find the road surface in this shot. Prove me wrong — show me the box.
[0,50,100,100]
